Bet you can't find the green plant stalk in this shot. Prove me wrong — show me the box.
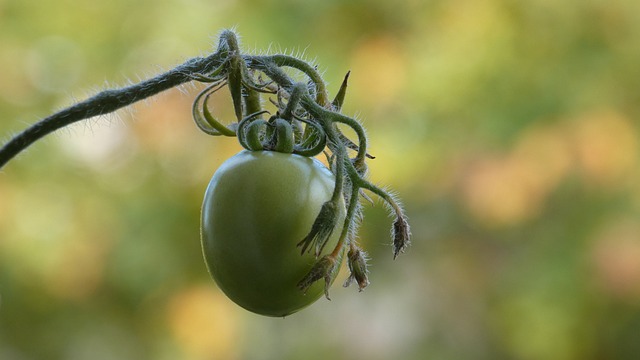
[244,86,262,117]
[0,51,227,169]
[266,55,330,107]
[330,177,361,259]
[281,82,306,121]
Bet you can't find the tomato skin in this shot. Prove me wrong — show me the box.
[201,150,345,317]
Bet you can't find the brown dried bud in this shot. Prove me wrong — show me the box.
[343,247,370,291]
[297,255,337,300]
[392,215,411,259]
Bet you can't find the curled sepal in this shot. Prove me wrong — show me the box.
[297,255,337,300]
[237,110,269,151]
[245,119,267,151]
[392,215,411,259]
[272,119,294,153]
[343,246,370,292]
[192,82,236,136]
[293,119,327,157]
[297,200,339,257]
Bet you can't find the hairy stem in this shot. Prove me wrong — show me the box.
[359,178,403,217]
[265,55,329,107]
[330,178,360,258]
[0,52,225,169]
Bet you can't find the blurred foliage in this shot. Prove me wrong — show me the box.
[2,0,640,359]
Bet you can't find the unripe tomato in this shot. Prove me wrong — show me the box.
[201,150,345,317]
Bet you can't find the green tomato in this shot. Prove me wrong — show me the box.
[201,150,345,317]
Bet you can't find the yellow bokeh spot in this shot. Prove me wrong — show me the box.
[132,90,196,155]
[570,110,638,187]
[45,238,109,301]
[461,122,571,227]
[167,285,241,360]
[349,36,407,108]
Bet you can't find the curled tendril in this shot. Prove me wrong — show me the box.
[189,30,412,297]
[192,81,236,136]
[236,110,270,151]
[292,117,326,157]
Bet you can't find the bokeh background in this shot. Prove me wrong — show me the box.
[2,0,640,359]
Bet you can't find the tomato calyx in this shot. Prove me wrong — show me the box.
[297,200,340,257]
[297,255,339,300]
[343,245,370,292]
[193,30,412,302]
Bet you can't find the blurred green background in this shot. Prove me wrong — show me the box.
[2,0,640,359]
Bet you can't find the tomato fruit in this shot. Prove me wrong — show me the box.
[201,150,345,317]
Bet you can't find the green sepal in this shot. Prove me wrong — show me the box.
[273,119,294,153]
[292,119,326,157]
[192,82,236,136]
[331,71,350,112]
[227,55,244,122]
[237,110,269,151]
[245,119,267,151]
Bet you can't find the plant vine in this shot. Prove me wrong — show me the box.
[0,29,411,297]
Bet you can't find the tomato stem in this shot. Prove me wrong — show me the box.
[330,179,360,259]
[267,54,330,107]
[357,178,412,258]
[281,82,306,121]
[0,50,227,169]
